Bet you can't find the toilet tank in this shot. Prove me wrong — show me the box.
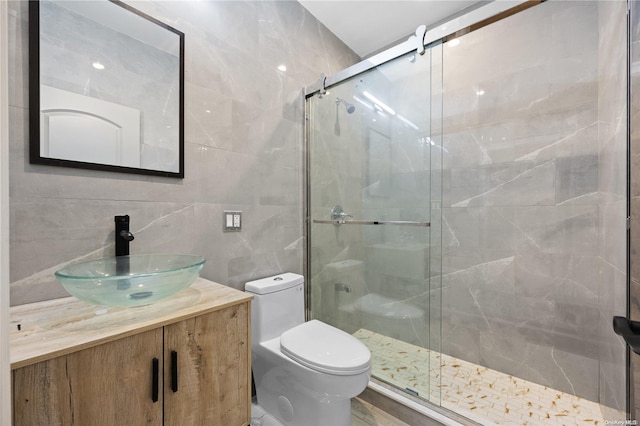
[245,273,305,343]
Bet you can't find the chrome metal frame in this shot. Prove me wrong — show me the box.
[626,0,632,416]
[304,0,531,99]
[303,95,312,321]
[313,219,430,227]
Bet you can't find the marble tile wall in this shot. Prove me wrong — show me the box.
[7,0,359,305]
[440,0,626,412]
[597,0,627,419]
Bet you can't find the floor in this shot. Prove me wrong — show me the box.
[355,329,608,426]
[352,398,412,426]
[252,328,616,426]
[250,399,410,426]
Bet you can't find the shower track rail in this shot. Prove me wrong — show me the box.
[312,219,430,227]
[303,1,534,98]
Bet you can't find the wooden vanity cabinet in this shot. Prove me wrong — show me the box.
[13,328,163,425]
[164,302,250,425]
[11,280,251,426]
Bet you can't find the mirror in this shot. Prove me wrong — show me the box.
[29,0,185,178]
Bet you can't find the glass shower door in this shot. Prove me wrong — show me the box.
[306,45,443,404]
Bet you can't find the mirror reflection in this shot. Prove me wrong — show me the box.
[30,0,184,177]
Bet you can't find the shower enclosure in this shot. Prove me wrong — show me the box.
[307,43,444,403]
[306,1,628,424]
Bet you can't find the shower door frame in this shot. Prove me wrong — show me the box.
[303,0,537,319]
[303,0,632,420]
[304,46,443,411]
[303,1,538,99]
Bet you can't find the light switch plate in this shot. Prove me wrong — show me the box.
[223,211,241,232]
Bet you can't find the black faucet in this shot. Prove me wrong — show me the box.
[114,215,134,290]
[114,215,134,257]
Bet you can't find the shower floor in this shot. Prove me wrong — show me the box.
[353,329,606,425]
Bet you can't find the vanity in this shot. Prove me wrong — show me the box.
[10,278,252,425]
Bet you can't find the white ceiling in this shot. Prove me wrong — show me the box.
[298,1,484,58]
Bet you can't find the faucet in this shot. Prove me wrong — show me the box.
[114,215,134,290]
[330,205,354,222]
[114,215,134,257]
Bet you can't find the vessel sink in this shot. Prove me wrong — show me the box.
[55,254,206,307]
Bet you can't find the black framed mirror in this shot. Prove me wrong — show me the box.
[29,0,185,178]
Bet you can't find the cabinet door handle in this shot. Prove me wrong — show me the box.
[171,350,178,392]
[152,357,159,403]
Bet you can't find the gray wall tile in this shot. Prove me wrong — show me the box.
[441,0,626,407]
[8,0,359,305]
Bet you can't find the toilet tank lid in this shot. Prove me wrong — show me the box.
[245,273,304,294]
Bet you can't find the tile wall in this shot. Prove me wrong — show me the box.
[440,0,626,413]
[597,0,627,418]
[7,0,359,305]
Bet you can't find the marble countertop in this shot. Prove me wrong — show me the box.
[10,278,252,370]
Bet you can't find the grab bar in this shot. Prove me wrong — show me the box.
[313,219,430,227]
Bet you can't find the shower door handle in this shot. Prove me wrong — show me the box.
[313,219,430,227]
[613,316,640,355]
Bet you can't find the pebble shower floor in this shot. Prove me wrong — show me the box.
[354,329,608,425]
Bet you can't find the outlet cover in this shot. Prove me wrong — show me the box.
[223,211,241,232]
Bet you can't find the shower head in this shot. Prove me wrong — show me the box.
[334,97,355,136]
[336,97,356,114]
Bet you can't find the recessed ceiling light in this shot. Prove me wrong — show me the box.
[397,114,419,131]
[476,90,485,96]
[277,64,287,72]
[363,91,395,116]
[353,95,374,110]
[92,62,105,70]
[448,39,460,48]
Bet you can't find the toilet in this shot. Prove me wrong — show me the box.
[245,273,371,426]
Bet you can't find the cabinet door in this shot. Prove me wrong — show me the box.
[13,328,163,426]
[163,302,250,426]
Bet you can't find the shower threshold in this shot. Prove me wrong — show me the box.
[354,329,609,425]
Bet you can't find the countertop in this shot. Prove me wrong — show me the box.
[10,278,252,370]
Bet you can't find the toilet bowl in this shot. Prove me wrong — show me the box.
[246,273,371,426]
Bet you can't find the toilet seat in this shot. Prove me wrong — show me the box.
[280,320,371,376]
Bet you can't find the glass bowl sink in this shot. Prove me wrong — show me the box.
[55,254,206,307]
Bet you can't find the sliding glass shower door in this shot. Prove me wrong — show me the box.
[306,45,443,404]
[306,1,628,424]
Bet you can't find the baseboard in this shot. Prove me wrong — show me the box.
[359,381,475,426]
